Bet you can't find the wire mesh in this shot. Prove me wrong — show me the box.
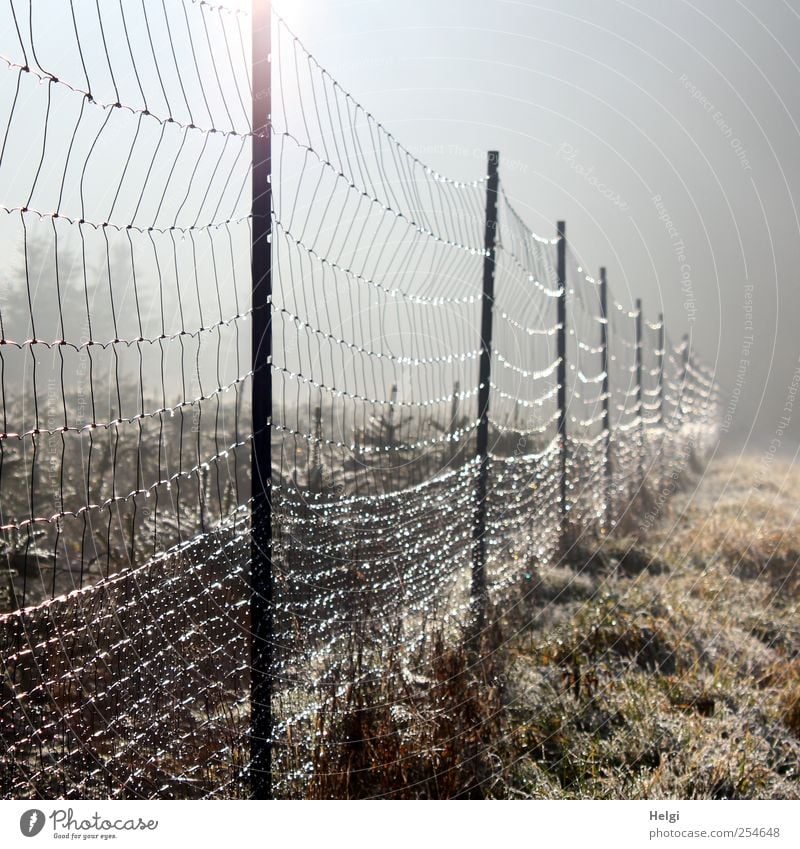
[0,1,721,799]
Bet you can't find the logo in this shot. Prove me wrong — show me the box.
[20,810,45,837]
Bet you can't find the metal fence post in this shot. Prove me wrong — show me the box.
[556,221,568,545]
[472,150,500,634]
[679,332,690,425]
[251,0,273,801]
[599,267,611,528]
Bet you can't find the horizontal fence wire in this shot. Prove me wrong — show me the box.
[0,1,721,799]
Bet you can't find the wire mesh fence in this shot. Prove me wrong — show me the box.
[0,1,720,799]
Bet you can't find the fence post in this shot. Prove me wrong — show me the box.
[657,313,665,425]
[635,298,644,480]
[556,221,568,546]
[679,332,690,425]
[599,267,611,527]
[471,150,500,634]
[251,0,273,800]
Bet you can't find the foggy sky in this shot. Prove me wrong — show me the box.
[278,0,800,458]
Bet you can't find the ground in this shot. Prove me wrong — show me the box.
[492,453,800,799]
[285,452,800,799]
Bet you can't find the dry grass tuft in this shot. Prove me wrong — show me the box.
[280,626,505,799]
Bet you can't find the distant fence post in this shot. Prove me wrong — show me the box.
[251,0,273,801]
[471,150,500,634]
[680,332,690,424]
[635,298,644,479]
[556,221,568,547]
[600,267,612,528]
[657,313,665,425]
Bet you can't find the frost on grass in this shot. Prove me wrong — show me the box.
[493,455,800,799]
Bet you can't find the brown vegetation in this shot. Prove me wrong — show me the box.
[289,454,800,798]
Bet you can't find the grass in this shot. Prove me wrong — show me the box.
[276,623,507,799]
[490,453,800,799]
[10,451,794,799]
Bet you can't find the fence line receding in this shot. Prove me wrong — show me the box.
[0,1,720,799]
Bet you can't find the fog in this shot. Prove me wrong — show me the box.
[279,0,800,459]
[1,0,797,464]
